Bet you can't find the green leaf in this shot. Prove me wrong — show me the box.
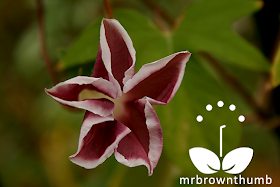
[174,0,270,71]
[59,17,102,69]
[156,57,242,174]
[154,0,196,19]
[59,9,171,70]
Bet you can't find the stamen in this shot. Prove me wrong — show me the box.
[78,89,127,119]
[78,89,113,101]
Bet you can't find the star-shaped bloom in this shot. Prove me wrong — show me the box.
[45,18,191,176]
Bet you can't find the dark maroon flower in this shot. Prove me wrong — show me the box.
[46,19,191,175]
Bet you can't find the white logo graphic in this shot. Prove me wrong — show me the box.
[189,101,253,175]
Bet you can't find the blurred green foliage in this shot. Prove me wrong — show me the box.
[1,0,280,186]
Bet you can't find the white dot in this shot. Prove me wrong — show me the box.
[217,101,224,107]
[206,104,213,111]
[196,115,203,122]
[229,104,236,111]
[238,115,245,122]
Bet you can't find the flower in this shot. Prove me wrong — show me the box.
[45,18,191,176]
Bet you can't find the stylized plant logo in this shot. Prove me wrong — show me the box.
[189,101,253,174]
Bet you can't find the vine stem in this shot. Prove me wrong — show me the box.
[104,0,114,19]
[36,0,59,84]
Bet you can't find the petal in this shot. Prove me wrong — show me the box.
[91,44,109,80]
[114,98,163,176]
[91,44,122,96]
[123,51,191,105]
[69,112,131,169]
[92,18,136,88]
[45,76,119,116]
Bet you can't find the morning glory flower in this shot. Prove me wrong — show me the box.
[45,18,191,176]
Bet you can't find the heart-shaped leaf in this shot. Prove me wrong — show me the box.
[222,147,253,174]
[174,0,269,71]
[189,147,220,174]
[59,17,102,68]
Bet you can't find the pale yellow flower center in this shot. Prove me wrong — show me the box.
[78,89,126,118]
